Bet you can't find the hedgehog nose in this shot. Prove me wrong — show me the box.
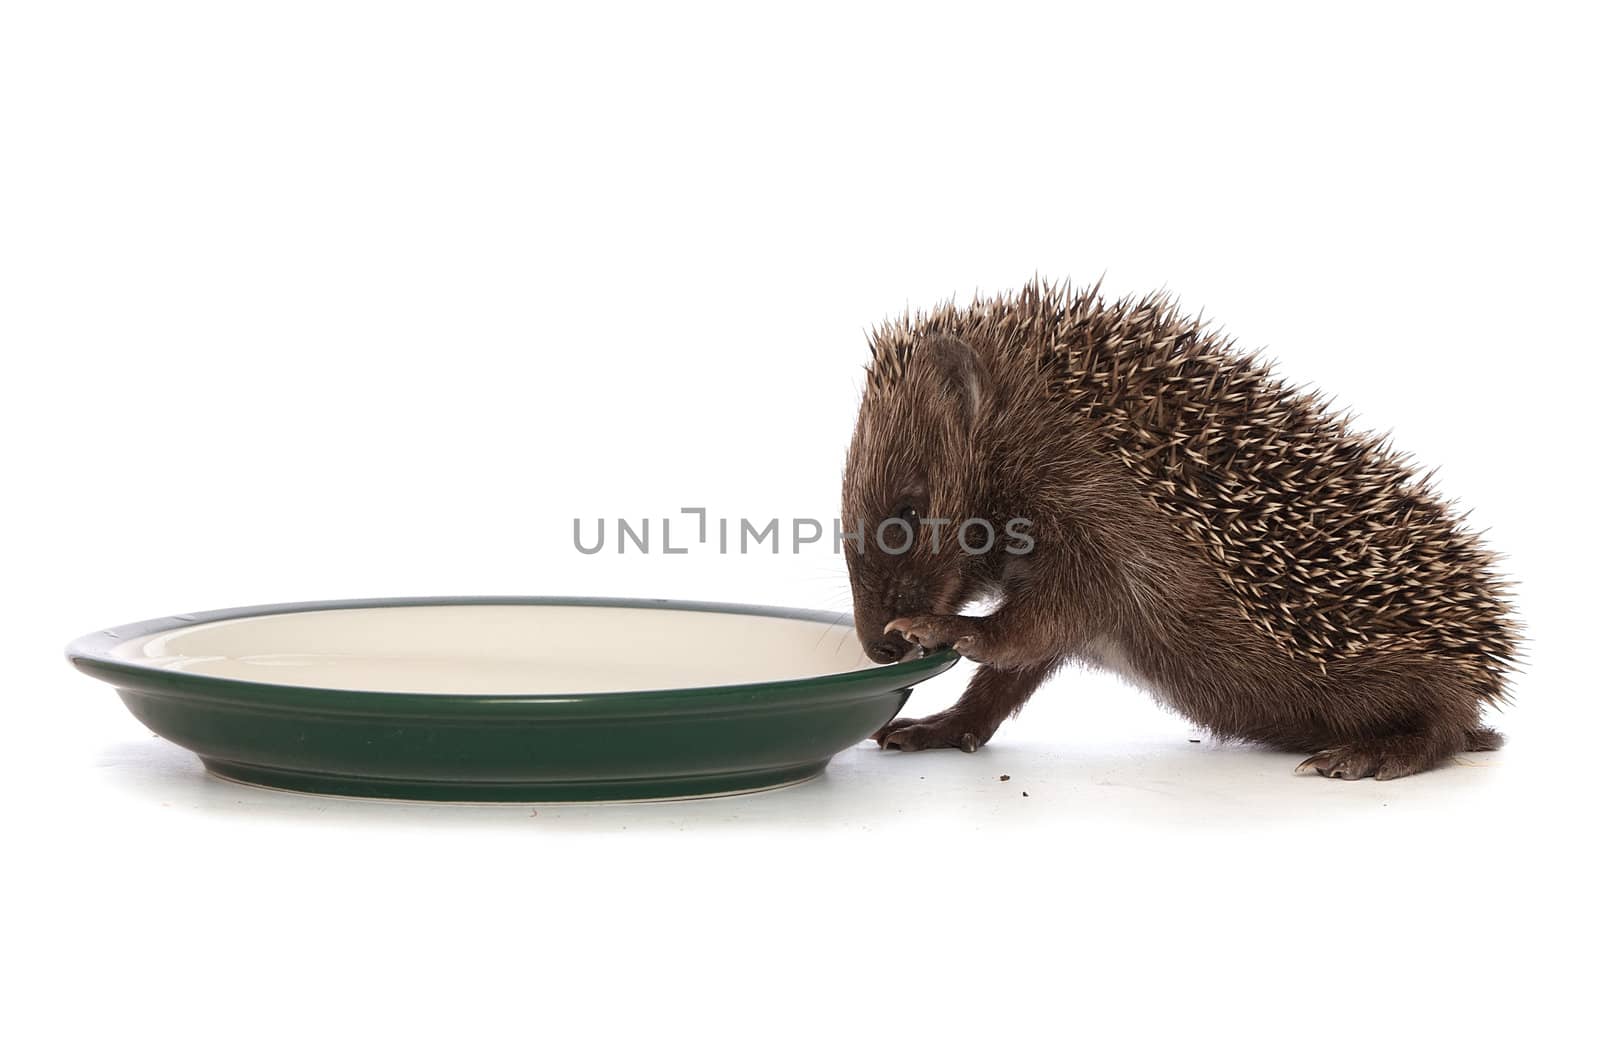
[866,634,910,664]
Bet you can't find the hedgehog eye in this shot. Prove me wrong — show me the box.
[896,504,921,531]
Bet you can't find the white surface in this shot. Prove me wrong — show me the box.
[3,3,1596,1062]
[107,603,874,692]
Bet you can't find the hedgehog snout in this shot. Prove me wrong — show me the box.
[865,632,913,664]
[852,589,919,664]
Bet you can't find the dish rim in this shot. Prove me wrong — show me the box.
[66,595,958,718]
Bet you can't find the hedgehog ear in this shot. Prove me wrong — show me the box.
[919,335,991,425]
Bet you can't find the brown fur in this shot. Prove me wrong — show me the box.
[842,280,1518,780]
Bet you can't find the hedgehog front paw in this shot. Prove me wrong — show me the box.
[872,708,988,753]
[884,615,987,662]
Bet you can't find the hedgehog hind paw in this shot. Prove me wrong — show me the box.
[1294,744,1429,781]
[1295,722,1506,780]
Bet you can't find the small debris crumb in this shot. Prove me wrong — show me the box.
[999,774,1011,781]
[1022,791,1030,797]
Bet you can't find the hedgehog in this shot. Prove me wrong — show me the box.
[841,279,1518,780]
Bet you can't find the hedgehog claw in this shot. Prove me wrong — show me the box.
[884,615,988,662]
[1294,752,1334,776]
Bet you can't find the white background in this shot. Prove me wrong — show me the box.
[4,2,1596,1059]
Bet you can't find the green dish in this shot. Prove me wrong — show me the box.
[67,597,958,802]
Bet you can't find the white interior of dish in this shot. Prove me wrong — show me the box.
[110,605,878,694]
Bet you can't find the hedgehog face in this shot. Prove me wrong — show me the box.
[843,334,995,663]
